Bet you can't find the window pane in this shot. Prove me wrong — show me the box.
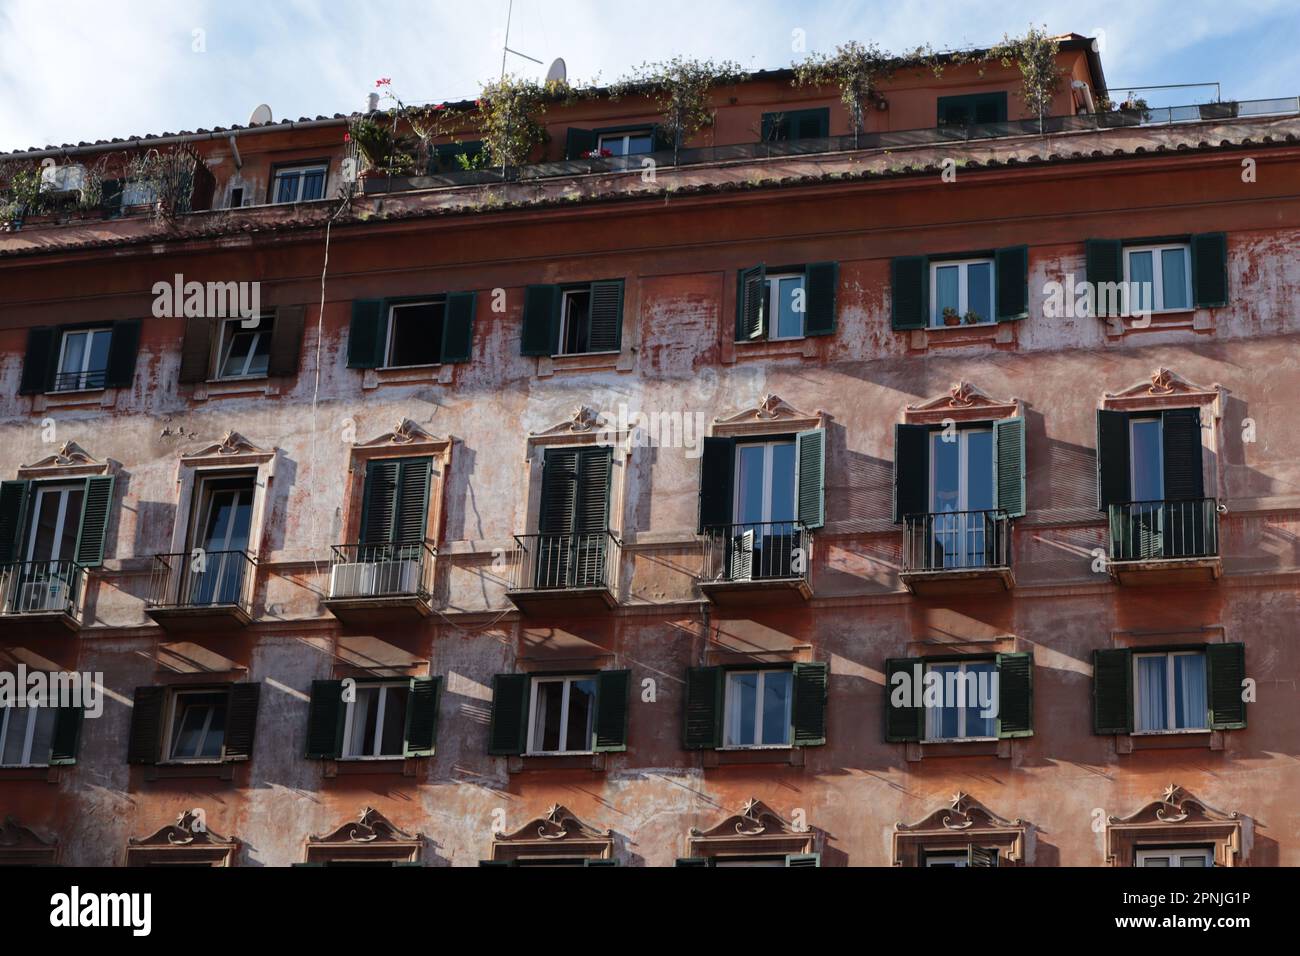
[388,303,443,366]
[1161,248,1190,310]
[171,692,227,759]
[964,662,996,738]
[59,489,83,560]
[60,332,88,376]
[927,664,960,738]
[626,134,653,154]
[245,330,272,377]
[934,265,960,322]
[736,446,767,525]
[301,169,326,201]
[1141,855,1171,867]
[1130,419,1164,502]
[931,433,960,513]
[87,329,112,376]
[379,685,408,756]
[769,444,796,524]
[534,681,564,752]
[966,430,994,511]
[1179,855,1207,867]
[564,679,597,752]
[220,331,255,377]
[274,173,298,204]
[760,671,791,745]
[775,276,803,339]
[967,262,993,322]
[1128,251,1154,313]
[1,709,30,764]
[727,673,758,746]
[1136,656,1168,731]
[347,686,380,756]
[1173,654,1207,729]
[561,292,591,355]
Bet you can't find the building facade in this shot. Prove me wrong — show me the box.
[0,35,1297,867]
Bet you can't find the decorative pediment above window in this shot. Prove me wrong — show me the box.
[126,809,239,867]
[17,441,111,478]
[712,394,823,437]
[304,806,423,864]
[179,430,276,468]
[489,804,615,863]
[893,792,1031,866]
[0,816,58,865]
[904,382,1020,425]
[1101,368,1224,413]
[528,404,625,450]
[351,418,450,463]
[686,798,817,859]
[1105,784,1246,867]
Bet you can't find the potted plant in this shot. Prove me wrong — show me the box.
[1199,100,1240,121]
[963,310,983,325]
[942,306,961,327]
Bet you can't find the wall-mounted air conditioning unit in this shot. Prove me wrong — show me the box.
[329,560,421,599]
[17,579,69,613]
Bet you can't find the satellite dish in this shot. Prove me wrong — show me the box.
[248,104,273,126]
[545,58,567,84]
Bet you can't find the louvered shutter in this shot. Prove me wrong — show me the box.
[488,674,530,755]
[18,327,56,395]
[587,280,624,353]
[1191,233,1229,308]
[683,666,722,750]
[440,291,477,363]
[0,480,31,564]
[890,256,928,330]
[893,424,931,523]
[127,686,166,764]
[360,459,399,545]
[1085,240,1123,318]
[803,262,838,336]
[573,447,612,586]
[792,662,829,747]
[178,315,213,383]
[403,677,442,756]
[594,669,631,752]
[105,319,142,388]
[993,418,1026,518]
[394,458,432,545]
[1096,410,1131,510]
[1207,643,1246,730]
[884,658,923,742]
[224,682,262,759]
[995,246,1029,321]
[521,285,560,356]
[73,475,115,568]
[305,680,345,759]
[995,652,1033,738]
[1092,649,1132,734]
[346,299,387,369]
[735,265,766,340]
[268,305,306,377]
[795,429,826,530]
[1161,408,1204,501]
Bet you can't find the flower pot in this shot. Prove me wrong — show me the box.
[1199,102,1239,120]
[942,312,962,327]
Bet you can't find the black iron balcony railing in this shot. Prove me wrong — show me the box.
[326,542,436,601]
[0,560,84,618]
[511,531,620,592]
[147,550,256,613]
[1108,499,1220,562]
[701,521,811,584]
[903,510,1011,573]
[49,368,109,392]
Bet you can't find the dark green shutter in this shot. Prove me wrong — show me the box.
[573,448,613,586]
[995,652,1033,738]
[1207,643,1246,730]
[268,305,305,378]
[697,437,735,533]
[565,127,598,160]
[521,284,560,356]
[0,480,31,563]
[360,459,399,544]
[792,662,829,747]
[993,418,1026,518]
[884,658,923,742]
[440,291,477,363]
[594,669,631,752]
[1191,233,1229,308]
[890,256,928,330]
[178,315,213,384]
[683,666,722,750]
[995,245,1028,321]
[346,299,386,369]
[968,846,999,867]
[127,686,166,764]
[588,280,624,352]
[785,853,821,867]
[1092,649,1132,735]
[1085,239,1123,317]
[488,673,530,755]
[893,424,931,523]
[49,706,84,765]
[224,682,261,759]
[1161,408,1204,500]
[394,458,432,544]
[539,449,578,535]
[1096,410,1131,510]
[18,327,56,395]
[73,475,115,567]
[305,680,345,759]
[735,264,766,341]
[795,429,825,530]
[105,319,142,388]
[803,262,838,336]
[404,676,442,756]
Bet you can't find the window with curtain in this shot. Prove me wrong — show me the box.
[1134,651,1207,732]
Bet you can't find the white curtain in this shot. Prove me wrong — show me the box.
[1137,656,1167,731]
[1177,655,1207,729]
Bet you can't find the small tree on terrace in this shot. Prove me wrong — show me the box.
[987,26,1063,134]
[474,75,558,172]
[612,57,747,164]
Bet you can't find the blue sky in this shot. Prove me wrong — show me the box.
[1,0,1297,153]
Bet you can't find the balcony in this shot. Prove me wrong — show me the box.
[0,560,85,633]
[900,510,1014,596]
[506,532,620,615]
[322,542,436,625]
[146,550,256,630]
[1107,499,1221,585]
[698,521,812,607]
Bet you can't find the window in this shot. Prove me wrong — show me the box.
[216,315,274,380]
[526,675,597,754]
[121,180,158,207]
[164,690,228,762]
[735,263,838,341]
[1124,244,1192,313]
[924,851,968,867]
[19,321,141,396]
[1136,847,1212,867]
[182,474,255,607]
[763,273,806,340]
[927,428,996,568]
[937,92,1008,127]
[723,669,793,748]
[1133,651,1208,733]
[383,300,445,368]
[271,163,327,204]
[534,446,612,589]
[53,327,112,392]
[931,258,995,326]
[346,294,476,370]
[0,705,57,767]
[597,130,654,157]
[558,288,593,355]
[924,660,998,741]
[1129,416,1164,502]
[520,280,624,357]
[342,682,410,759]
[22,482,85,566]
[892,418,1026,531]
[731,439,798,580]
[761,108,830,142]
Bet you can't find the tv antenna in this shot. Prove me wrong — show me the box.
[500,0,544,79]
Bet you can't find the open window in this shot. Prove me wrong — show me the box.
[885,654,1033,744]
[488,670,629,757]
[890,248,1028,330]
[178,305,306,385]
[127,683,261,766]
[305,677,441,760]
[683,663,827,751]
[1093,643,1244,736]
[735,263,838,341]
[347,294,477,369]
[1086,234,1228,317]
[521,280,624,357]
[18,321,141,395]
[214,315,274,380]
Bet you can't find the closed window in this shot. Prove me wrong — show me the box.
[272,164,327,204]
[763,273,806,340]
[216,315,274,380]
[597,131,653,156]
[0,705,57,767]
[723,669,793,748]
[1136,847,1212,867]
[924,851,968,867]
[341,682,410,758]
[762,108,830,142]
[928,428,995,568]
[383,300,445,368]
[53,328,112,392]
[1129,416,1164,502]
[526,675,597,755]
[931,258,995,326]
[1124,244,1192,312]
[1133,651,1207,733]
[924,660,997,741]
[165,690,228,762]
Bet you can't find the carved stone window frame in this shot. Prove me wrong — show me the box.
[709,394,824,439]
[126,809,240,867]
[1105,785,1247,867]
[685,798,817,862]
[488,804,614,864]
[341,419,452,546]
[902,382,1022,427]
[0,816,59,866]
[302,806,423,865]
[893,792,1032,866]
[168,431,278,561]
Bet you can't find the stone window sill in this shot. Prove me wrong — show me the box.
[908,322,1014,352]
[537,350,631,377]
[145,761,237,781]
[703,747,805,767]
[362,365,453,389]
[32,389,117,412]
[192,378,283,401]
[1117,730,1222,753]
[324,757,421,777]
[1103,308,1212,337]
[508,753,607,773]
[732,337,817,362]
[906,738,1010,761]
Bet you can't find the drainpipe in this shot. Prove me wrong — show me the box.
[1072,80,1097,114]
[228,135,243,171]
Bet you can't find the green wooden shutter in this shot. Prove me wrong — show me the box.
[359,459,400,544]
[890,256,928,330]
[1161,408,1204,500]
[697,437,735,533]
[268,305,306,378]
[574,448,613,586]
[224,682,261,759]
[683,666,722,750]
[1092,649,1132,734]
[803,262,838,336]
[305,680,345,759]
[49,706,84,766]
[565,127,598,160]
[993,418,1026,518]
[587,280,624,353]
[1096,410,1131,511]
[594,669,631,752]
[178,315,213,383]
[893,424,931,523]
[346,299,387,369]
[995,245,1029,321]
[394,458,432,544]
[73,475,115,567]
[1191,233,1229,308]
[995,652,1033,738]
[795,429,826,530]
[792,662,829,747]
[884,658,924,742]
[105,319,142,388]
[488,673,530,755]
[127,686,166,764]
[1085,239,1123,317]
[521,284,560,356]
[785,853,821,867]
[18,327,56,395]
[403,676,442,757]
[1207,643,1247,730]
[0,480,31,563]
[735,264,766,341]
[540,448,578,535]
[440,291,477,363]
